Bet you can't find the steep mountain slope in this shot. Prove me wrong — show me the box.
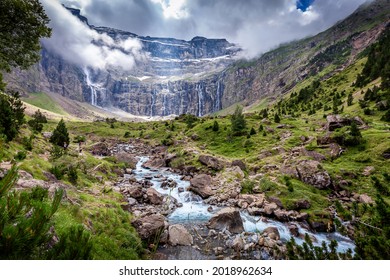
[4,0,390,118]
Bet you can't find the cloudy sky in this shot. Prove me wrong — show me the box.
[41,0,370,70]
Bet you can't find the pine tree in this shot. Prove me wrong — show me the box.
[0,0,51,88]
[0,91,25,141]
[347,93,353,106]
[212,120,219,132]
[274,113,281,123]
[231,106,246,135]
[0,166,92,259]
[50,119,70,149]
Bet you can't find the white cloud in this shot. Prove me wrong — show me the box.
[58,0,369,59]
[41,0,145,71]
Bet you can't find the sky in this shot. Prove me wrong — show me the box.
[41,0,370,71]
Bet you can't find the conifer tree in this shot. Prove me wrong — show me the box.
[231,106,246,135]
[50,119,70,149]
[212,120,219,132]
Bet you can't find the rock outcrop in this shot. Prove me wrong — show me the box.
[168,225,193,246]
[189,174,214,198]
[208,208,244,234]
[296,160,332,189]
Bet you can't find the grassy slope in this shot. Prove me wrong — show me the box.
[22,92,68,115]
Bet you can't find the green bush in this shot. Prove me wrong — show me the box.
[241,180,255,194]
[50,165,66,180]
[67,165,78,185]
[14,151,26,161]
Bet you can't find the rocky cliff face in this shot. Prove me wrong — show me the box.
[4,1,390,117]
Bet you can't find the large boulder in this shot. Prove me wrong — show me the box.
[208,208,244,234]
[115,152,137,168]
[146,188,164,205]
[168,224,193,246]
[189,174,214,199]
[296,160,331,189]
[128,186,144,199]
[262,227,280,240]
[326,115,350,131]
[143,158,166,169]
[263,202,278,216]
[132,214,166,240]
[231,160,246,171]
[198,155,224,171]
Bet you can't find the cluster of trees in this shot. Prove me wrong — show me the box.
[355,28,390,89]
[0,0,92,260]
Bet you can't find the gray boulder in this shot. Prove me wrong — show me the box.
[189,174,214,199]
[296,160,331,189]
[168,224,193,246]
[208,208,244,234]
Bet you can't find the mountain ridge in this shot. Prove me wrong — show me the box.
[4,0,390,118]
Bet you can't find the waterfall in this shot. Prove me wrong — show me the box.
[83,68,102,107]
[150,89,156,117]
[162,93,167,116]
[215,80,223,112]
[197,83,204,117]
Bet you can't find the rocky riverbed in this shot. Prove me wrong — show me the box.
[107,141,355,260]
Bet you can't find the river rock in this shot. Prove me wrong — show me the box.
[128,186,143,199]
[296,160,331,189]
[262,227,280,240]
[146,188,164,205]
[208,208,244,234]
[115,152,137,167]
[263,202,278,215]
[288,224,299,237]
[198,155,224,171]
[231,235,244,251]
[189,174,214,199]
[132,213,167,240]
[168,224,193,246]
[310,221,327,232]
[144,158,166,169]
[273,209,289,222]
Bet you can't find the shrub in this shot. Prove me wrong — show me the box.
[241,180,255,194]
[67,165,78,185]
[14,151,26,161]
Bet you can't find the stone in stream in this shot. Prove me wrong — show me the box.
[128,186,143,199]
[132,214,167,240]
[146,188,164,205]
[188,174,214,199]
[262,227,280,241]
[168,224,193,246]
[208,208,244,234]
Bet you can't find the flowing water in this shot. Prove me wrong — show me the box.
[197,83,204,117]
[84,68,104,107]
[133,156,355,254]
